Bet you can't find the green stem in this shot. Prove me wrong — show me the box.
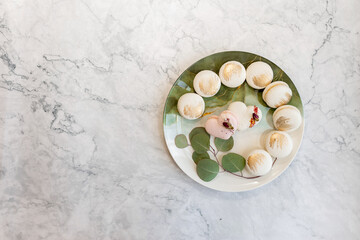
[209,145,277,180]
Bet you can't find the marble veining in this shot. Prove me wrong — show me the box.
[0,0,359,239]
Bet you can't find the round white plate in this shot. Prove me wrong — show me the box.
[163,51,304,192]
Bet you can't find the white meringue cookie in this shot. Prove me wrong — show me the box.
[273,105,302,132]
[246,149,273,176]
[193,70,221,97]
[246,61,273,89]
[263,81,292,108]
[219,61,246,88]
[177,93,205,120]
[265,131,293,158]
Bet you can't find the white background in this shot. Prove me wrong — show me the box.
[0,0,359,239]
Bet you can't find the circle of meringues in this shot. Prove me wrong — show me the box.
[177,60,302,177]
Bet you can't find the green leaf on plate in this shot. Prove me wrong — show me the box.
[190,133,210,153]
[214,137,234,152]
[222,153,245,172]
[192,151,210,164]
[196,159,219,182]
[204,85,236,108]
[171,85,192,99]
[189,127,209,141]
[174,134,188,148]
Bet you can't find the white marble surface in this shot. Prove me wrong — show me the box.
[0,0,359,239]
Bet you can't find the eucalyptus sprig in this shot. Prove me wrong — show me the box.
[175,127,277,182]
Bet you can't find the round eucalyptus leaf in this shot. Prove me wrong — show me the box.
[222,153,246,172]
[175,134,188,148]
[192,151,210,164]
[189,127,209,141]
[190,133,210,153]
[196,159,219,182]
[214,137,234,152]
